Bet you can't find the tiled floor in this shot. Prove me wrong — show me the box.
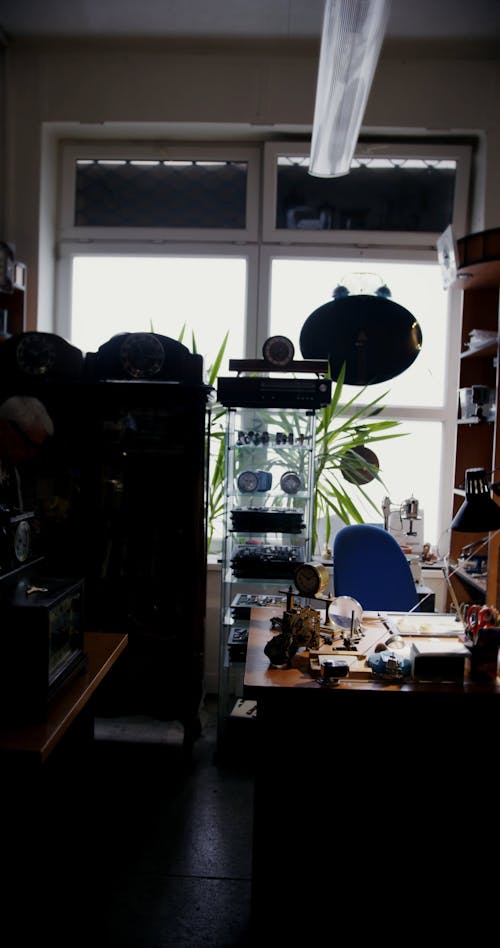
[86,698,255,947]
[6,696,255,948]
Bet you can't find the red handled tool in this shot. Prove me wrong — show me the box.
[466,604,497,644]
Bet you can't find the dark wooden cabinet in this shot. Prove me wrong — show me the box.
[0,350,210,745]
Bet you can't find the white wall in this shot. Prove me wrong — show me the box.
[2,38,500,326]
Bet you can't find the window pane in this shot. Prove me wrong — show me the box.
[75,159,248,228]
[317,420,443,549]
[269,258,447,407]
[276,156,455,233]
[70,256,246,374]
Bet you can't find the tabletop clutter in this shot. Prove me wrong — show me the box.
[263,585,500,685]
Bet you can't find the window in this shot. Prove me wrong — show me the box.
[266,254,448,546]
[70,254,248,370]
[59,144,259,242]
[262,141,471,247]
[273,156,456,234]
[74,158,249,229]
[55,137,471,549]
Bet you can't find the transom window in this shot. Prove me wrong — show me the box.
[75,158,249,229]
[274,155,456,233]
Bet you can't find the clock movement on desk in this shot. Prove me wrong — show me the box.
[293,560,363,637]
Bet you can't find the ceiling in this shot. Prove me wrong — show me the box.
[1,0,500,44]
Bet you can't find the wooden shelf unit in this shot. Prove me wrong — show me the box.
[451,228,500,607]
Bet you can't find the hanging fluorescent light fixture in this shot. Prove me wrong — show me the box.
[309,0,391,178]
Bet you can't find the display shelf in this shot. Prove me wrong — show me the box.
[460,341,497,360]
[217,402,317,752]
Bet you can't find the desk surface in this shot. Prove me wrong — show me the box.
[244,607,500,696]
[0,631,128,762]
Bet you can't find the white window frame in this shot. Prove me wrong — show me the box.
[54,136,472,550]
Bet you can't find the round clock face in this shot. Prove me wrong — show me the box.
[14,519,32,563]
[16,333,57,376]
[294,562,329,597]
[120,333,165,379]
[237,470,259,493]
[280,471,302,495]
[262,335,295,368]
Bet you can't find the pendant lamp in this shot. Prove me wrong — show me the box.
[300,286,422,386]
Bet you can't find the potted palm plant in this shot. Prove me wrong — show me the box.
[312,363,405,555]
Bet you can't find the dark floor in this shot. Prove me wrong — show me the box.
[4,697,256,948]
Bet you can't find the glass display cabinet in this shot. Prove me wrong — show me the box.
[217,404,317,752]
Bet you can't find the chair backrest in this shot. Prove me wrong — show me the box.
[333,523,419,612]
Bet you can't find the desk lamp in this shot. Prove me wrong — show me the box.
[451,467,500,532]
[443,467,500,621]
[404,469,500,619]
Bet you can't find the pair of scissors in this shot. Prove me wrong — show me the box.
[466,604,496,643]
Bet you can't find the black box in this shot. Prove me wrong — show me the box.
[217,376,332,409]
[0,573,87,720]
[231,507,305,533]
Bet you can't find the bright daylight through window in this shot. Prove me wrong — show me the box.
[69,253,445,551]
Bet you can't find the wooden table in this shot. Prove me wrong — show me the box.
[244,608,500,939]
[1,631,128,945]
[0,630,128,765]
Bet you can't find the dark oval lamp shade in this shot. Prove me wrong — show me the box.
[299,294,423,385]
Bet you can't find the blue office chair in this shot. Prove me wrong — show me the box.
[333,523,419,612]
